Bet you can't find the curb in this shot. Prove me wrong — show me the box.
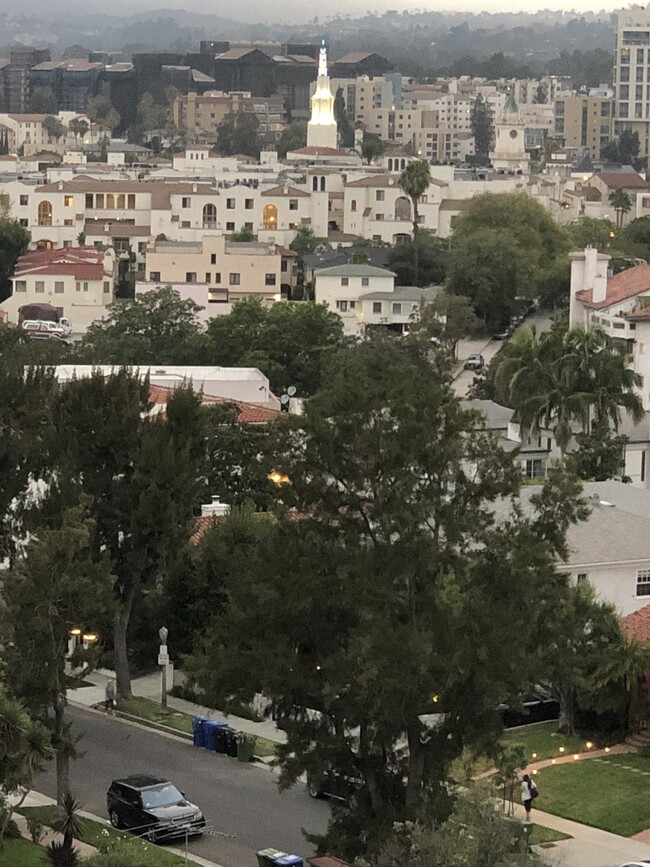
[69,700,273,766]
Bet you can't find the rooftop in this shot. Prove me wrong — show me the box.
[315,263,396,278]
[622,604,650,644]
[591,172,650,190]
[575,264,650,310]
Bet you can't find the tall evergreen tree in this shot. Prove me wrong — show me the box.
[470,94,494,159]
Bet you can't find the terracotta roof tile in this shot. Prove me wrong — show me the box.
[291,146,349,156]
[622,604,650,644]
[149,383,280,424]
[190,514,223,544]
[575,264,650,310]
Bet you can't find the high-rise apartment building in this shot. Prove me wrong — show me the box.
[554,93,614,159]
[614,6,650,155]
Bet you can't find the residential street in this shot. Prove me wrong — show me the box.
[36,706,330,867]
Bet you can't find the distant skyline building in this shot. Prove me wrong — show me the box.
[614,6,650,157]
[307,40,338,150]
[489,92,529,173]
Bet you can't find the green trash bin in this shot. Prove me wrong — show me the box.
[237,732,256,762]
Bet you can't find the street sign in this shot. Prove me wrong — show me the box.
[158,652,170,665]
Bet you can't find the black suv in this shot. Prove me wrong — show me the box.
[106,775,205,842]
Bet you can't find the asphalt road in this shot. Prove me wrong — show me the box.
[36,706,330,867]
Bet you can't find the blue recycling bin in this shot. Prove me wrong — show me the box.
[192,716,207,748]
[274,857,303,867]
[203,720,228,751]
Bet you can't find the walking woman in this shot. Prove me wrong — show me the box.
[521,773,537,820]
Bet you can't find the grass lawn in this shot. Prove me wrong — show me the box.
[119,696,278,758]
[0,838,46,866]
[18,805,190,866]
[531,757,650,836]
[502,721,599,764]
[530,824,572,845]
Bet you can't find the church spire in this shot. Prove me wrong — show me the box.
[318,39,328,78]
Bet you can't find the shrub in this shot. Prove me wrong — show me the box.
[26,814,44,844]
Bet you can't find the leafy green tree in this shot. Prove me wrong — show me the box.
[412,294,478,357]
[470,93,494,159]
[0,219,30,301]
[596,637,650,733]
[290,226,330,299]
[86,96,120,138]
[79,286,206,364]
[570,430,627,481]
[216,112,261,157]
[568,218,616,251]
[30,87,58,114]
[205,297,345,395]
[47,377,204,699]
[231,225,255,241]
[3,504,115,802]
[533,83,547,104]
[137,93,168,132]
[447,193,570,326]
[277,121,307,158]
[360,132,387,165]
[188,333,586,858]
[43,116,66,142]
[387,234,448,288]
[609,188,633,231]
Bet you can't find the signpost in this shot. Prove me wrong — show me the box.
[159,626,169,709]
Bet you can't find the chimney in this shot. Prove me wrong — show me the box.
[201,495,230,518]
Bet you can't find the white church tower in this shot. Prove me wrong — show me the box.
[489,92,529,174]
[307,40,338,150]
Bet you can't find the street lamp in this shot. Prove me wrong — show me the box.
[158,626,169,710]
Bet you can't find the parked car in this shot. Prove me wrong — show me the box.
[498,687,560,728]
[464,354,485,371]
[107,775,205,842]
[307,769,363,803]
[22,318,72,336]
[492,325,514,341]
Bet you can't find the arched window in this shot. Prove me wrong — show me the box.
[203,203,217,229]
[263,203,278,230]
[351,199,357,212]
[36,238,53,250]
[395,196,411,222]
[400,159,406,170]
[312,176,318,191]
[387,158,393,171]
[320,176,325,192]
[38,201,52,226]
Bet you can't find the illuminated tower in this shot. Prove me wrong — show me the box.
[307,39,338,150]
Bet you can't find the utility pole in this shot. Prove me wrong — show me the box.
[158,625,169,709]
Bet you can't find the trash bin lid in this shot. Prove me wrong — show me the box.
[203,720,228,729]
[274,857,303,866]
[257,849,287,859]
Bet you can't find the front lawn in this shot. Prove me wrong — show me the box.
[0,838,45,866]
[502,721,602,763]
[532,756,650,836]
[119,696,277,757]
[18,806,189,866]
[530,824,572,845]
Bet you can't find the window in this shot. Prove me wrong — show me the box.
[210,253,217,264]
[14,280,26,292]
[525,458,544,479]
[64,219,73,227]
[361,277,369,287]
[138,242,146,253]
[205,272,211,283]
[75,282,81,292]
[19,195,28,206]
[376,190,385,201]
[245,198,254,209]
[392,302,402,315]
[576,573,588,584]
[226,198,235,209]
[289,199,298,210]
[203,203,217,229]
[149,271,161,281]
[214,272,222,283]
[96,194,104,208]
[106,194,115,209]
[181,221,190,228]
[265,273,276,286]
[55,281,64,294]
[182,197,191,208]
[230,273,240,285]
[637,569,650,597]
[117,194,125,209]
[373,301,382,314]
[341,277,349,286]
[38,201,52,226]
[35,280,44,293]
[103,281,110,293]
[19,219,27,227]
[127,194,136,209]
[226,222,235,231]
[64,195,74,207]
[63,240,71,248]
[186,272,197,283]
[263,203,277,229]
[83,282,88,292]
[351,199,357,212]
[336,300,348,312]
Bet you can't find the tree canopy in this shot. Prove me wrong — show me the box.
[216,112,262,158]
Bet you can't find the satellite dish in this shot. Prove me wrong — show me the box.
[287,386,297,397]
[280,394,290,405]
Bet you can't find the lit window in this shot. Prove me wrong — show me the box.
[637,569,650,596]
[64,195,74,207]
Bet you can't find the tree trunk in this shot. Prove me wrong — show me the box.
[405,723,426,815]
[557,686,575,735]
[629,677,641,734]
[56,748,70,806]
[114,583,137,700]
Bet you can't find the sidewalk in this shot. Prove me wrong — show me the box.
[68,669,286,744]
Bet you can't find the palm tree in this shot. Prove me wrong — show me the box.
[609,188,632,230]
[46,793,82,866]
[398,159,431,239]
[597,638,650,733]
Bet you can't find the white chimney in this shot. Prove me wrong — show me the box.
[201,495,230,518]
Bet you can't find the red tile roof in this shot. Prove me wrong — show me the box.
[291,146,348,156]
[622,604,650,644]
[13,246,109,281]
[575,264,650,310]
[592,172,650,190]
[190,514,223,544]
[149,384,280,424]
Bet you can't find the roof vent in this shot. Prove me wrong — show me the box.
[201,495,230,518]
